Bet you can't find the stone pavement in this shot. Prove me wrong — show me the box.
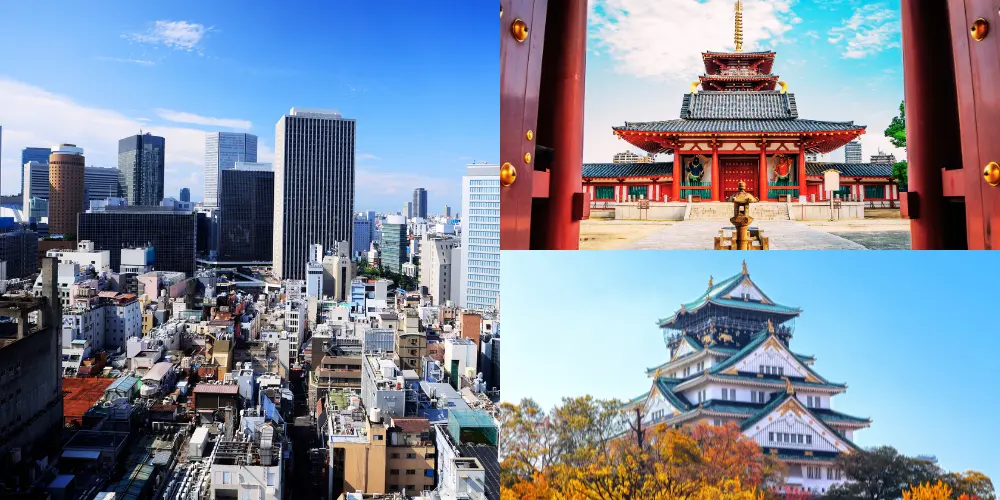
[828,231,912,250]
[627,220,868,250]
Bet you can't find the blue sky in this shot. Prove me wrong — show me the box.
[502,251,999,481]
[0,1,496,212]
[584,0,904,163]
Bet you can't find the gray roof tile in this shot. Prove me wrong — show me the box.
[681,91,798,119]
[806,162,893,177]
[615,118,863,134]
[583,162,674,179]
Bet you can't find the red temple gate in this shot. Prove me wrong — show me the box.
[720,159,759,200]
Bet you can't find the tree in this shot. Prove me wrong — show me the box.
[690,423,787,491]
[885,101,907,149]
[884,101,908,189]
[902,481,953,500]
[942,471,996,500]
[826,446,941,499]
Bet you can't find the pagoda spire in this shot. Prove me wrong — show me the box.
[734,0,744,53]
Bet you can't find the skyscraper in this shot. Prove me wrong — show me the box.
[412,187,428,219]
[48,144,86,236]
[204,132,258,207]
[381,215,407,273]
[118,132,166,206]
[218,163,274,263]
[84,167,119,206]
[21,146,51,194]
[444,205,451,218]
[460,164,499,310]
[844,140,862,163]
[353,211,376,257]
[273,109,355,280]
[404,201,413,219]
[78,205,197,275]
[179,188,191,202]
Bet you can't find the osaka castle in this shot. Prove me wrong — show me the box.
[627,262,871,495]
[582,0,897,204]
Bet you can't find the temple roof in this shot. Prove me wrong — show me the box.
[657,269,801,326]
[583,162,674,179]
[615,117,864,135]
[681,91,798,120]
[806,162,893,178]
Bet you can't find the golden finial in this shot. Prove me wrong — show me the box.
[708,275,714,288]
[690,81,700,94]
[742,260,748,275]
[734,0,744,53]
[767,319,774,333]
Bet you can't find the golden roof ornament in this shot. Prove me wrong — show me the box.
[767,319,774,333]
[708,275,714,289]
[734,0,744,53]
[784,377,795,395]
[742,260,749,275]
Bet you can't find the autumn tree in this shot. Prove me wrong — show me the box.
[826,446,940,499]
[942,471,996,500]
[903,481,953,500]
[690,422,787,491]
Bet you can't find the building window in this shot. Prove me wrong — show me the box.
[713,419,722,426]
[807,466,821,480]
[595,186,615,200]
[391,453,400,458]
[406,469,416,475]
[806,435,812,445]
[769,432,774,442]
[864,185,885,199]
[406,453,417,459]
[390,469,400,475]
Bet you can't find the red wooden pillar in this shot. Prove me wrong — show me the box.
[901,0,957,249]
[711,146,720,201]
[541,0,587,250]
[797,146,807,200]
[759,145,768,201]
[672,145,682,202]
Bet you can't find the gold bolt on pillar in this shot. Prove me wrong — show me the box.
[500,162,517,187]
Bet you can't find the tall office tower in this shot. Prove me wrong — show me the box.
[460,165,500,310]
[84,166,120,206]
[412,187,428,219]
[306,243,324,299]
[204,132,258,207]
[23,161,49,217]
[381,215,407,273]
[48,144,86,236]
[322,241,354,301]
[118,132,166,206]
[273,109,355,280]
[419,233,459,305]
[179,188,190,202]
[21,146,51,194]
[0,230,40,278]
[844,140,862,163]
[444,205,451,218]
[218,163,274,262]
[352,211,376,256]
[404,201,413,219]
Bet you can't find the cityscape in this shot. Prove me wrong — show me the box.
[0,2,498,500]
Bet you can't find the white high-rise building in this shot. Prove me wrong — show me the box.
[306,244,324,299]
[322,241,354,301]
[844,140,862,163]
[205,132,258,207]
[460,164,499,310]
[273,109,355,280]
[419,233,460,306]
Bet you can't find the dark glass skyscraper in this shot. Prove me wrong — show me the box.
[204,132,258,207]
[218,166,273,262]
[117,133,166,206]
[78,206,197,275]
[412,187,428,219]
[179,188,191,202]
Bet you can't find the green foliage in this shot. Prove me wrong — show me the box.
[358,264,417,291]
[885,101,907,149]
[892,161,908,189]
[826,446,995,500]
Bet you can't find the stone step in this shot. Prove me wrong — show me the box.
[685,202,790,221]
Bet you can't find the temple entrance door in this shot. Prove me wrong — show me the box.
[720,159,759,200]
[950,0,1000,248]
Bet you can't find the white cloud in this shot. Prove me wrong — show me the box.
[588,0,797,80]
[828,4,900,59]
[154,108,252,129]
[0,78,208,199]
[357,153,380,161]
[124,20,212,53]
[355,166,457,212]
[96,56,155,66]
